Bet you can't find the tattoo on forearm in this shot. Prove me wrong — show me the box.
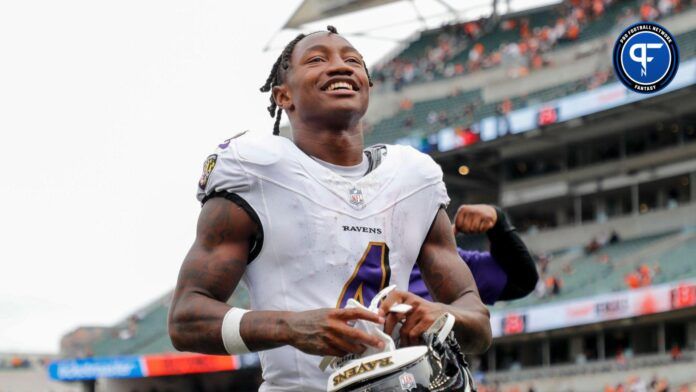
[416,210,491,353]
[169,197,256,354]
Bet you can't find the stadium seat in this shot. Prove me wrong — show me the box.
[492,230,696,310]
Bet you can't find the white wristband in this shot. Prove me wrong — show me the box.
[221,308,251,354]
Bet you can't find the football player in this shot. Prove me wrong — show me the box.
[168,26,491,391]
[410,204,539,308]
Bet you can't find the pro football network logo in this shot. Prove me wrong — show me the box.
[613,22,679,94]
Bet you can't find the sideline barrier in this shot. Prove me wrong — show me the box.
[48,352,259,381]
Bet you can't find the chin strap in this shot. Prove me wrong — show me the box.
[425,312,456,345]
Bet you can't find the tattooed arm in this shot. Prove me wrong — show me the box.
[168,197,257,354]
[380,209,491,354]
[168,197,384,356]
[419,208,492,352]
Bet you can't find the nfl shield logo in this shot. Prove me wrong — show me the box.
[349,187,364,207]
[399,372,417,391]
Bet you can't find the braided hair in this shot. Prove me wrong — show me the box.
[259,25,373,135]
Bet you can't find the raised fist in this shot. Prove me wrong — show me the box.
[453,204,497,234]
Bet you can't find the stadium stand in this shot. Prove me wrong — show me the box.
[365,88,482,145]
[364,1,696,148]
[367,21,696,146]
[365,70,626,145]
[652,233,696,284]
[371,0,691,90]
[90,286,250,357]
[493,229,696,310]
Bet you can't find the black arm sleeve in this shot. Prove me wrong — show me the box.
[487,207,539,301]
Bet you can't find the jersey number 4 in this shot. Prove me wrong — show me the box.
[335,242,391,309]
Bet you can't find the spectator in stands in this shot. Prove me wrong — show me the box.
[500,98,512,114]
[403,116,414,128]
[625,271,641,289]
[625,264,660,289]
[639,264,654,286]
[534,273,548,298]
[640,0,660,20]
[564,20,581,41]
[9,356,30,369]
[615,348,627,369]
[670,343,682,361]
[437,110,449,126]
[609,230,621,244]
[537,253,550,274]
[585,236,603,254]
[117,315,140,340]
[624,376,647,392]
[654,378,670,392]
[546,275,563,296]
[593,0,606,17]
[658,0,675,16]
[468,43,485,70]
[531,53,545,69]
[495,98,513,133]
[427,110,438,125]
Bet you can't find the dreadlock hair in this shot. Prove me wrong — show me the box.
[259,25,374,135]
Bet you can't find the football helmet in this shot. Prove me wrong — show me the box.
[327,323,474,391]
[324,286,476,392]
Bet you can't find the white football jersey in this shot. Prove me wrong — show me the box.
[196,131,449,392]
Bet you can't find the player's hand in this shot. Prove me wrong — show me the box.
[378,290,447,347]
[285,308,386,357]
[453,204,497,235]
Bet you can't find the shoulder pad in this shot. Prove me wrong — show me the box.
[391,144,444,181]
[224,131,284,166]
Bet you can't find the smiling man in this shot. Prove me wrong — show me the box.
[168,26,491,391]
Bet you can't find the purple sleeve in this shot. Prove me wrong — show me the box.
[408,248,508,305]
